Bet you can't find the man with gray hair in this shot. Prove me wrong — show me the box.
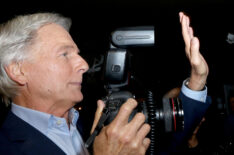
[0,12,210,154]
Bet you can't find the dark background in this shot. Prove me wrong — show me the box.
[1,1,233,90]
[1,0,234,138]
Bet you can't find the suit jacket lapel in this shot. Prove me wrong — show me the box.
[76,115,84,139]
[1,111,66,155]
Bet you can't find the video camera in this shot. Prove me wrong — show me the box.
[85,26,184,154]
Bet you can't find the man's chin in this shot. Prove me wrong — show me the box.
[73,94,83,103]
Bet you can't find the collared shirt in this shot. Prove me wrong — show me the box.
[181,79,207,103]
[11,104,89,155]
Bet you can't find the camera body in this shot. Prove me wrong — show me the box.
[103,26,183,130]
[103,26,154,125]
[102,27,184,154]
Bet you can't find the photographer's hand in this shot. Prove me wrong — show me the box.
[92,98,151,155]
[180,12,209,91]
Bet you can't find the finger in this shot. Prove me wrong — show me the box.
[185,14,190,28]
[185,15,194,41]
[180,13,191,53]
[135,123,151,144]
[179,12,183,22]
[180,12,190,42]
[121,113,146,140]
[135,138,151,155]
[128,113,146,133]
[123,124,150,154]
[112,98,138,127]
[143,138,151,150]
[189,27,194,39]
[91,100,105,134]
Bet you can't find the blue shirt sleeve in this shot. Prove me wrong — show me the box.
[181,79,207,103]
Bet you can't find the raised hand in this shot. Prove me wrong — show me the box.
[179,12,209,91]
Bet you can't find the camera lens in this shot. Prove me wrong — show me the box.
[145,91,184,133]
[161,97,184,132]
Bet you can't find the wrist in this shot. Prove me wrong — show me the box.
[186,77,206,91]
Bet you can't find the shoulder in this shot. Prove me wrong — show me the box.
[0,129,19,155]
[0,110,19,154]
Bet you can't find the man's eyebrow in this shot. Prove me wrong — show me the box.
[57,45,79,53]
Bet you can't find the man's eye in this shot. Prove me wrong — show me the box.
[62,52,68,57]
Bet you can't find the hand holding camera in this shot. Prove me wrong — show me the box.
[92,98,151,155]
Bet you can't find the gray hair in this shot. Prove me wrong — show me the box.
[0,12,72,105]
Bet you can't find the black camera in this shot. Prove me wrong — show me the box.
[85,27,184,154]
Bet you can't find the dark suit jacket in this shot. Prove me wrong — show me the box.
[151,92,211,155]
[169,92,211,152]
[0,92,210,155]
[0,110,84,155]
[0,111,66,155]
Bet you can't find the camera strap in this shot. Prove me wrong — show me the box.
[85,108,110,148]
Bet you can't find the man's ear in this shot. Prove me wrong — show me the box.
[4,62,27,86]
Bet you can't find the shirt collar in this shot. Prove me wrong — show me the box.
[11,103,79,134]
[69,108,79,126]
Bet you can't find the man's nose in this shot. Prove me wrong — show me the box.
[75,55,89,74]
[81,58,89,73]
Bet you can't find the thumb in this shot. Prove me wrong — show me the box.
[91,100,105,134]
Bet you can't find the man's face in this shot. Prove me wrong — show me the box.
[22,23,89,105]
